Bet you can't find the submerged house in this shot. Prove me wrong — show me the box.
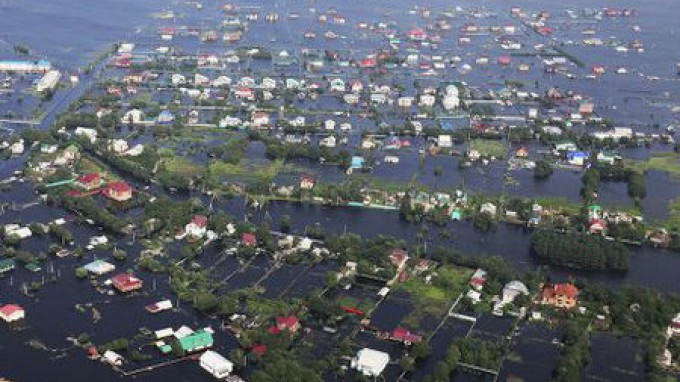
[566,151,589,166]
[352,348,390,377]
[0,304,25,323]
[111,273,143,293]
[172,329,214,355]
[156,110,175,125]
[200,350,234,379]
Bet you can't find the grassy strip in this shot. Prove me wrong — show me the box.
[470,138,508,158]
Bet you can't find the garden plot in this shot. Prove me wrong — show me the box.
[584,334,644,382]
[498,323,562,382]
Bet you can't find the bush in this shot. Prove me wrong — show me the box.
[75,267,88,279]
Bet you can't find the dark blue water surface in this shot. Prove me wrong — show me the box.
[0,0,680,381]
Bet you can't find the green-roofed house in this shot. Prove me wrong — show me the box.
[26,263,42,273]
[0,259,15,274]
[155,342,173,354]
[63,144,80,161]
[588,204,602,220]
[596,150,622,165]
[172,330,213,356]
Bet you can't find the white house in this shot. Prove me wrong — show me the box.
[324,119,336,131]
[185,215,208,238]
[493,280,529,314]
[370,93,387,104]
[102,350,124,366]
[298,237,313,251]
[125,144,144,157]
[212,76,232,87]
[36,70,61,92]
[74,127,98,143]
[199,350,234,379]
[352,348,389,377]
[219,116,242,128]
[438,135,452,148]
[121,109,144,124]
[171,73,186,86]
[480,202,497,216]
[286,78,302,90]
[251,112,270,128]
[261,77,277,90]
[329,79,345,92]
[4,224,32,240]
[238,77,255,87]
[194,73,210,86]
[343,93,359,105]
[10,140,24,155]
[320,135,337,148]
[109,139,129,154]
[442,95,460,110]
[419,94,436,107]
[398,97,414,108]
[289,116,306,127]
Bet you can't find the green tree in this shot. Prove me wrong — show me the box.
[534,158,554,180]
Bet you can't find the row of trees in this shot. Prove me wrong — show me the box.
[60,196,126,233]
[598,163,647,201]
[552,319,590,382]
[263,139,351,168]
[532,230,630,271]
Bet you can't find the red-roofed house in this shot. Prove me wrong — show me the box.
[300,174,316,190]
[359,58,377,68]
[77,173,102,190]
[515,147,529,158]
[0,304,25,322]
[391,327,422,345]
[389,249,409,269]
[251,344,267,356]
[540,283,579,309]
[111,273,143,293]
[251,112,270,129]
[275,315,301,333]
[536,26,554,36]
[350,81,364,93]
[242,232,257,247]
[588,219,607,235]
[669,314,680,335]
[470,268,487,291]
[408,29,427,41]
[103,181,133,201]
[185,215,208,238]
[498,56,512,66]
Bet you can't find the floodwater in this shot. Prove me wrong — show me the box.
[1,0,680,381]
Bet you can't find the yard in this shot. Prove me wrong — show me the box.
[398,265,474,328]
[469,139,508,158]
[208,158,286,184]
[627,152,680,180]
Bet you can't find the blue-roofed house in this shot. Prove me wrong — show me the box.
[83,259,116,275]
[156,110,175,125]
[350,156,365,170]
[566,151,589,166]
[0,60,51,73]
